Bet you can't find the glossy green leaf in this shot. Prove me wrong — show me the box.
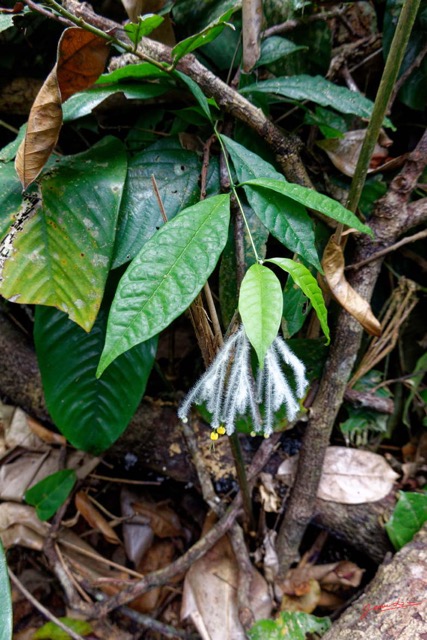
[35,305,157,454]
[98,194,230,376]
[0,137,127,331]
[0,124,26,162]
[0,161,22,239]
[174,70,212,121]
[282,276,310,338]
[25,469,76,521]
[385,491,427,550]
[239,263,283,366]
[0,15,14,32]
[241,75,393,128]
[34,618,92,640]
[256,36,307,67]
[267,258,330,343]
[221,135,321,270]
[171,8,234,63]
[63,83,169,121]
[124,14,164,47]
[113,138,201,267]
[0,540,12,640]
[248,611,331,640]
[242,177,373,236]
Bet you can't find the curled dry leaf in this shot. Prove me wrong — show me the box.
[132,499,183,538]
[322,236,381,336]
[75,491,121,545]
[317,129,393,177]
[26,415,67,446]
[121,489,154,566]
[259,472,281,513]
[15,27,109,189]
[130,539,177,613]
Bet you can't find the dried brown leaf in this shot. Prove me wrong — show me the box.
[75,491,121,545]
[130,540,177,613]
[132,500,183,538]
[26,416,67,446]
[15,27,109,189]
[317,129,392,177]
[322,236,381,336]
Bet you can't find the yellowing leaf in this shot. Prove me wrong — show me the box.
[15,27,109,189]
[322,237,381,336]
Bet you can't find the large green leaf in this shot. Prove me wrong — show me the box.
[239,263,283,366]
[63,83,169,121]
[256,36,307,67]
[98,194,231,376]
[174,70,213,122]
[241,75,393,127]
[0,137,127,331]
[385,491,427,550]
[267,257,330,343]
[242,178,373,236]
[113,138,201,267]
[35,305,157,453]
[25,469,76,521]
[221,135,321,270]
[0,15,14,32]
[171,8,235,63]
[0,540,12,640]
[0,161,22,239]
[282,275,310,338]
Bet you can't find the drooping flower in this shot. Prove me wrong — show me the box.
[178,325,308,437]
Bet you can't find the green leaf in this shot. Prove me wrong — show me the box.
[242,177,373,236]
[385,491,427,550]
[256,36,307,67]
[25,469,76,521]
[96,62,169,84]
[63,83,169,121]
[241,75,393,128]
[34,618,92,640]
[171,8,235,63]
[0,137,127,332]
[221,135,321,270]
[0,161,22,240]
[266,258,330,343]
[113,138,201,267]
[124,14,164,47]
[173,70,213,122]
[98,194,231,376]
[0,124,26,162]
[34,305,157,454]
[282,275,310,338]
[248,611,331,640]
[0,540,12,640]
[239,263,283,366]
[403,352,427,427]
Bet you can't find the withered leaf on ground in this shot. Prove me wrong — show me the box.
[322,236,381,336]
[132,499,183,538]
[317,129,392,177]
[75,491,121,545]
[15,27,109,189]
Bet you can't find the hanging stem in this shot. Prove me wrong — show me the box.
[335,0,422,243]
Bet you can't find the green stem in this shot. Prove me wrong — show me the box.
[41,0,169,73]
[345,0,421,218]
[216,126,261,263]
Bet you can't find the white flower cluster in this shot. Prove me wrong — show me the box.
[178,326,308,437]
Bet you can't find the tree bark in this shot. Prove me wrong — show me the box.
[322,522,427,639]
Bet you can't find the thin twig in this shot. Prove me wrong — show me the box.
[8,568,87,640]
[390,42,427,107]
[25,0,73,26]
[346,228,427,270]
[151,174,168,224]
[262,7,347,38]
[120,606,198,639]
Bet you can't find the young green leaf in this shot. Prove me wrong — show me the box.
[221,135,321,270]
[98,194,231,376]
[35,306,157,454]
[124,14,164,48]
[242,177,373,236]
[239,263,283,366]
[25,469,76,521]
[171,8,235,64]
[241,75,393,128]
[266,258,330,343]
[248,611,331,640]
[0,137,127,332]
[173,70,213,122]
[0,540,12,640]
[33,618,93,640]
[385,491,427,550]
